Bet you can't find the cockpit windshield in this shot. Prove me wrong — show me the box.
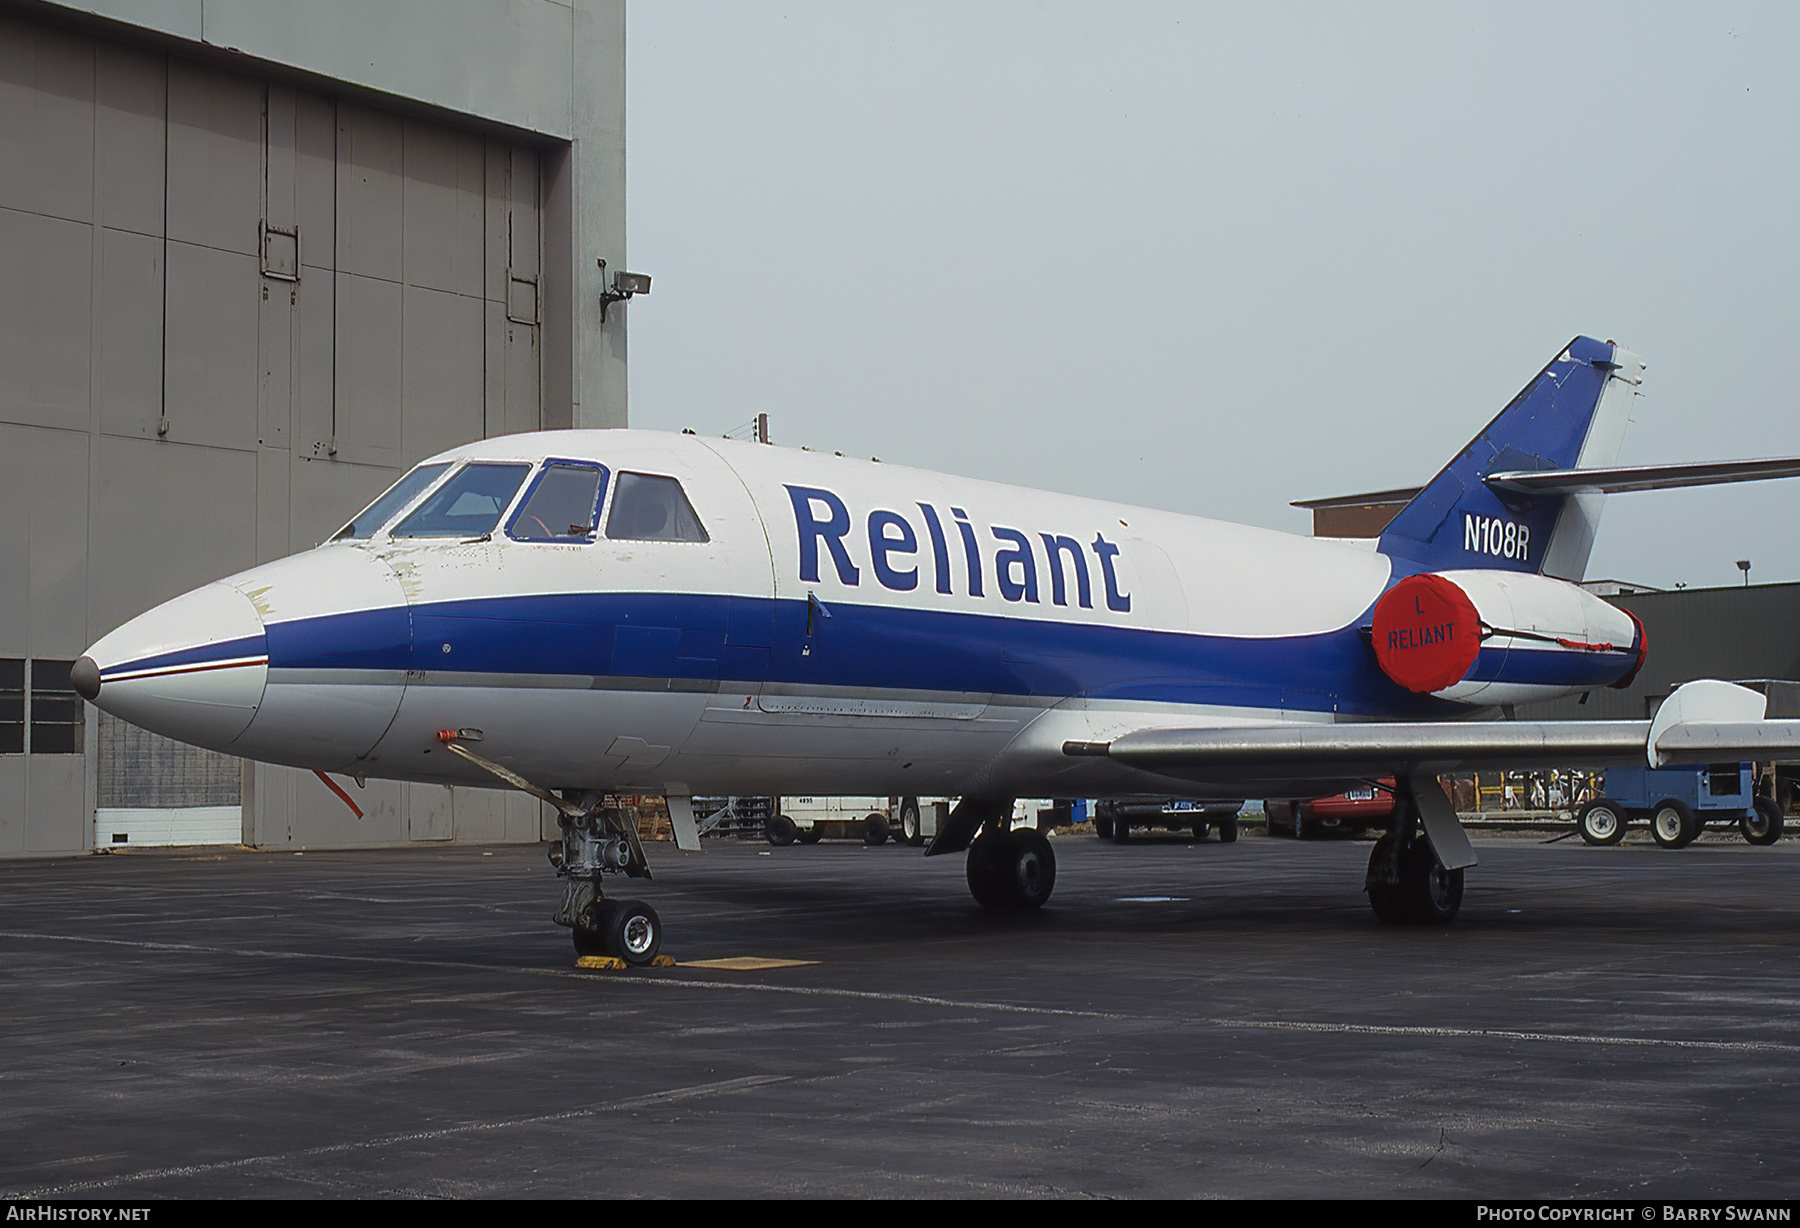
[332,463,451,540]
[390,462,533,538]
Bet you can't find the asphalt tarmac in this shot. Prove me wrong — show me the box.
[1,826,1797,1199]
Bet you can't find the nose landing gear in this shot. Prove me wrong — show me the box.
[436,732,665,964]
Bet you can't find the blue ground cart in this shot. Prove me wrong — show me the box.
[1576,763,1784,847]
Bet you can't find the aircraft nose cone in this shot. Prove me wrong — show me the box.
[70,656,100,702]
[81,583,269,751]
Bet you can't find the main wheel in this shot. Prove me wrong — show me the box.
[1093,803,1114,840]
[900,797,924,846]
[1293,803,1313,840]
[1216,816,1239,844]
[1001,828,1056,909]
[1651,798,1699,849]
[1399,839,1463,924]
[1365,834,1408,924]
[1577,799,1628,846]
[1742,796,1784,846]
[603,899,662,966]
[1192,820,1211,841]
[966,832,1012,908]
[863,813,891,845]
[1110,813,1132,844]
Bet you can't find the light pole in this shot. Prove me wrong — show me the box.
[1737,559,1752,587]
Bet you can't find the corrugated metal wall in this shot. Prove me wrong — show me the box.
[0,13,551,853]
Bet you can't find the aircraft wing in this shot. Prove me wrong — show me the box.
[1062,681,1800,784]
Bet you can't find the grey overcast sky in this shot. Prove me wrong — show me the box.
[625,2,1799,591]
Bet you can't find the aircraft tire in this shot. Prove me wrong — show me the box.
[900,797,924,846]
[1110,815,1131,844]
[1399,839,1462,925]
[1742,797,1784,846]
[966,833,1012,908]
[1002,828,1056,909]
[863,814,891,846]
[1093,804,1114,841]
[766,815,798,846]
[572,900,620,958]
[1192,820,1210,841]
[604,900,662,966]
[1217,816,1239,844]
[1365,835,1408,924]
[1651,799,1698,849]
[1577,799,1628,846]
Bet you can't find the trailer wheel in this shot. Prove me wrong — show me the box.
[863,813,890,846]
[1577,799,1628,846]
[1650,798,1699,849]
[766,815,798,846]
[1742,797,1784,846]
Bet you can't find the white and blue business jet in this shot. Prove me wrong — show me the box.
[74,336,1800,963]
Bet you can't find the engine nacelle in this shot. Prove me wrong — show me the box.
[1370,570,1644,706]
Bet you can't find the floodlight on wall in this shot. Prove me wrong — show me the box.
[598,259,651,323]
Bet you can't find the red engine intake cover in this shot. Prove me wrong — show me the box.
[1371,573,1482,693]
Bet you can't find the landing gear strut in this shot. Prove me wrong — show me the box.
[551,797,663,964]
[1363,774,1469,925]
[435,733,664,964]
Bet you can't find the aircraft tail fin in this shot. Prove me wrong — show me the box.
[1377,336,1643,581]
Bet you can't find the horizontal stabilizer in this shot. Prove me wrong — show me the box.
[1486,455,1800,496]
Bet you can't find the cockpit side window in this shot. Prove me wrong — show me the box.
[605,472,709,543]
[390,462,532,538]
[506,461,609,542]
[332,462,451,540]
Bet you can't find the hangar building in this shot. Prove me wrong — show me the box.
[0,0,627,857]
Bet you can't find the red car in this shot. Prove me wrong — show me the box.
[1266,779,1396,839]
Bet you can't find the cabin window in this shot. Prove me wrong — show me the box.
[391,462,533,538]
[333,463,451,540]
[605,472,709,543]
[507,462,608,542]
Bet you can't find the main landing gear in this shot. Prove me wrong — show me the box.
[925,797,1056,911]
[435,733,664,964]
[1363,774,1474,925]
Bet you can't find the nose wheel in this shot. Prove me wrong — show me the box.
[571,899,662,965]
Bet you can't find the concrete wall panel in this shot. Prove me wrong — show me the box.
[0,16,94,224]
[403,122,484,298]
[24,754,85,853]
[165,61,261,257]
[293,92,337,271]
[0,758,24,856]
[452,786,505,843]
[407,783,452,841]
[402,286,484,466]
[332,272,403,467]
[294,259,334,461]
[26,428,91,661]
[0,425,37,655]
[0,208,93,432]
[94,43,166,236]
[336,105,403,283]
[91,436,256,638]
[95,226,163,440]
[163,241,259,449]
